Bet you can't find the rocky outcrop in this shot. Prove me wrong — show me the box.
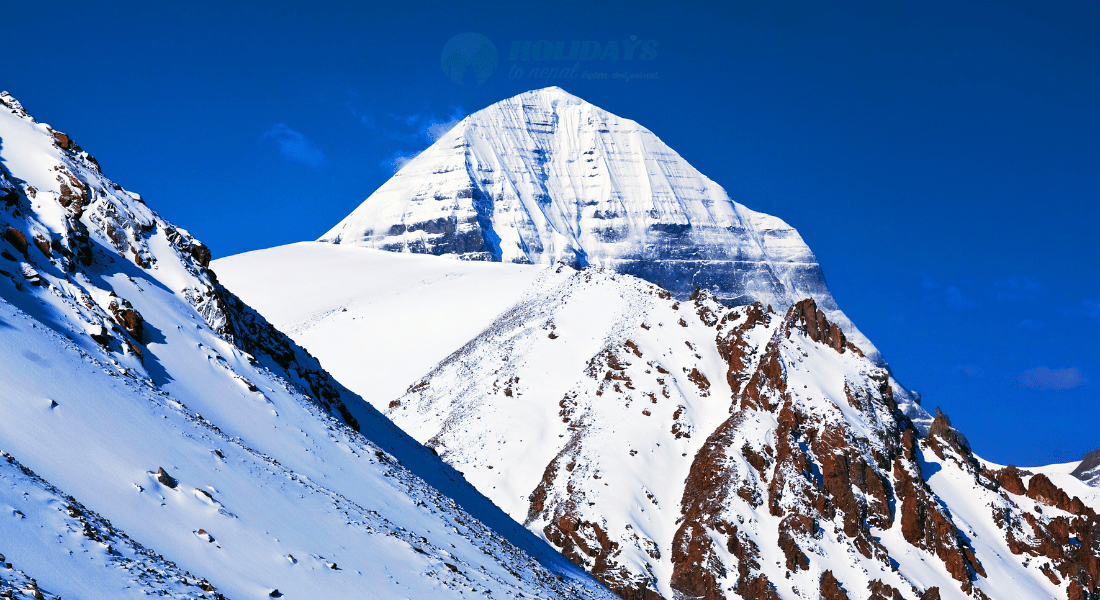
[993,465,1029,496]
[543,515,660,600]
[108,296,144,341]
[190,242,211,267]
[155,466,177,488]
[868,580,906,600]
[819,571,849,600]
[379,232,1092,599]
[669,301,987,598]
[207,280,362,432]
[783,297,855,354]
[993,495,1100,599]
[3,227,28,255]
[1028,473,1075,511]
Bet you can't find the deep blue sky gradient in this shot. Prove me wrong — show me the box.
[6,0,1098,466]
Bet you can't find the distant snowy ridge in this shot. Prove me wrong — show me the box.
[1071,450,1100,488]
[0,92,615,599]
[319,87,882,362]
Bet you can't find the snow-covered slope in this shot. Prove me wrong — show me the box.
[0,92,615,600]
[380,267,1095,600]
[219,241,1099,599]
[318,87,882,362]
[213,242,542,402]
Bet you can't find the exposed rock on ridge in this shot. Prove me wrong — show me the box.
[384,264,1099,600]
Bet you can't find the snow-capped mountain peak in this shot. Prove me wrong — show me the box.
[318,87,880,361]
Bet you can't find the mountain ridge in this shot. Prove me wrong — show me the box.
[0,91,615,599]
[318,86,883,363]
[381,266,1100,600]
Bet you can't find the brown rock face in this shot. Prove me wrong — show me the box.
[670,411,754,600]
[715,301,768,398]
[739,333,788,412]
[993,465,1028,495]
[687,367,710,395]
[1027,473,1074,511]
[32,234,51,258]
[1012,472,1100,600]
[155,467,177,488]
[668,299,1000,599]
[52,130,74,149]
[784,298,848,353]
[108,298,144,342]
[867,579,905,600]
[819,570,849,600]
[919,587,941,600]
[893,455,981,589]
[927,408,970,455]
[777,514,810,571]
[543,514,662,600]
[55,165,89,217]
[3,227,28,255]
[190,242,211,267]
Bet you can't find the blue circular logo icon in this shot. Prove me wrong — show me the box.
[441,33,498,85]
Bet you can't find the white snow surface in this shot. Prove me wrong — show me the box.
[318,86,883,363]
[0,92,614,600]
[219,241,1096,599]
[213,242,543,402]
[379,269,1094,600]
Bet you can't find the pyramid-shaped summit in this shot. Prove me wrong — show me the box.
[321,87,874,356]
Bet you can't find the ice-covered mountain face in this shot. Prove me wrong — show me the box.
[319,87,881,361]
[379,266,1100,600]
[0,92,615,600]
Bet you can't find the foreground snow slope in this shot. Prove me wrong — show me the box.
[0,92,614,599]
[318,87,882,363]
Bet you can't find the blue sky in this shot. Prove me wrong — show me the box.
[6,0,1098,466]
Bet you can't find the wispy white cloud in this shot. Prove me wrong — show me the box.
[919,273,976,309]
[1016,367,1086,391]
[343,99,464,150]
[262,123,328,169]
[919,273,1051,310]
[426,112,464,142]
[991,276,1045,302]
[381,149,422,174]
